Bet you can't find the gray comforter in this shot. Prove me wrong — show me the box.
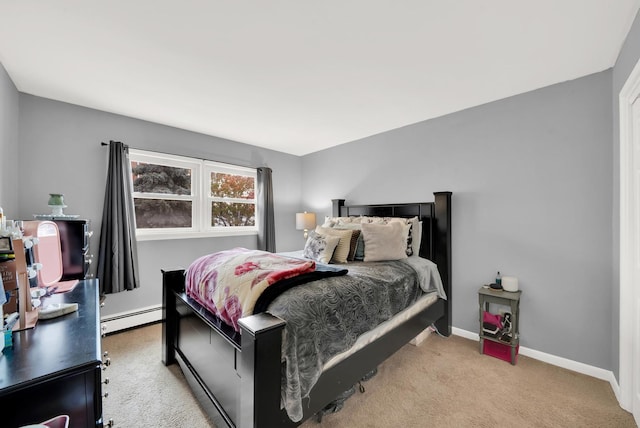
[267,257,443,422]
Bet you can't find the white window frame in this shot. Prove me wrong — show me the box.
[203,161,258,234]
[130,149,258,241]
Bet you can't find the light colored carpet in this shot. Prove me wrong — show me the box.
[102,323,213,428]
[102,323,636,428]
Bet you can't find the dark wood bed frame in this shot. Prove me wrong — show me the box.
[162,191,452,428]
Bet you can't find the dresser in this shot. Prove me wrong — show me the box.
[0,279,104,427]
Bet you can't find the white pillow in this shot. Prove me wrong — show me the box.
[315,226,353,263]
[361,222,410,262]
[384,216,419,256]
[303,231,341,264]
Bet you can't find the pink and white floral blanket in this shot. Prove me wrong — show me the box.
[185,248,316,331]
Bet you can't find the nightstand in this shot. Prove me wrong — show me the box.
[478,286,521,365]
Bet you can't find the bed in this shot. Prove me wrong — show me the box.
[161,191,452,428]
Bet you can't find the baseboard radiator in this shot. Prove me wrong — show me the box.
[100,305,163,335]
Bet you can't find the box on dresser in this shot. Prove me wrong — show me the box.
[24,218,93,282]
[0,260,17,313]
[54,219,92,280]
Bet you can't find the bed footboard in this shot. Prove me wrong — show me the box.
[161,269,183,367]
[162,268,291,428]
[238,314,289,428]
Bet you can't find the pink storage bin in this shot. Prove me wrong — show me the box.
[483,339,519,364]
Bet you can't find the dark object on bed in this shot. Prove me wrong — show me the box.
[162,191,452,428]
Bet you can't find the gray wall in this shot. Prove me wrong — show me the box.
[5,11,640,371]
[0,62,20,219]
[16,94,303,316]
[301,71,614,370]
[611,9,640,381]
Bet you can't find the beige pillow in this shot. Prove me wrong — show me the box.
[315,226,353,263]
[361,222,410,262]
[331,223,362,261]
[385,216,419,256]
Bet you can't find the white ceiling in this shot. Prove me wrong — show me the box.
[0,1,638,156]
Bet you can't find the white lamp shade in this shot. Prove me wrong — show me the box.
[296,212,316,230]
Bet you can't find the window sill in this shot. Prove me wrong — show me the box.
[135,229,258,242]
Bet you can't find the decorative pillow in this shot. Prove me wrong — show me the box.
[333,224,363,261]
[354,233,365,260]
[322,217,339,227]
[400,223,411,256]
[361,222,410,262]
[338,216,385,225]
[315,226,353,263]
[332,223,363,230]
[303,231,340,264]
[324,216,385,227]
[412,221,423,256]
[345,229,361,261]
[325,216,420,257]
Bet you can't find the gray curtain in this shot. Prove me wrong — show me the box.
[97,140,140,294]
[256,167,275,252]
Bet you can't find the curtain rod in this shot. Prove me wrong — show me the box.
[100,141,263,170]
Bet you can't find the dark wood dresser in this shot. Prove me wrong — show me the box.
[0,279,103,427]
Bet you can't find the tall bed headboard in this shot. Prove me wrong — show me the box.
[331,191,452,335]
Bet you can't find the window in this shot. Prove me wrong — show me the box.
[129,149,257,240]
[207,164,256,228]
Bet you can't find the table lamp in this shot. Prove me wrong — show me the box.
[296,212,316,240]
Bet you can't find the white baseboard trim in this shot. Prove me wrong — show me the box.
[98,315,627,410]
[100,304,163,335]
[452,327,478,341]
[609,371,627,411]
[452,327,622,403]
